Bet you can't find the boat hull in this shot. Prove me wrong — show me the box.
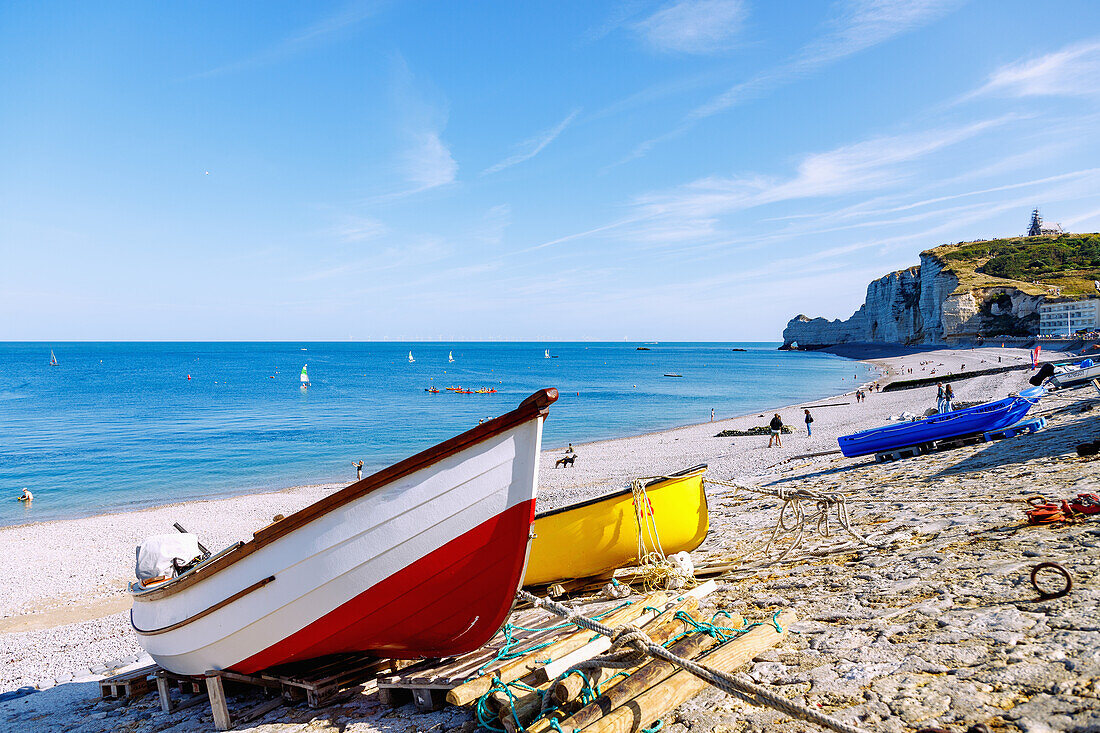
[1049,363,1100,388]
[838,387,1044,457]
[131,392,555,676]
[523,465,708,587]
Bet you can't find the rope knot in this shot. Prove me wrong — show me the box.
[610,623,652,662]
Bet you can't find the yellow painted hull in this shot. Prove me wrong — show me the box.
[523,465,709,587]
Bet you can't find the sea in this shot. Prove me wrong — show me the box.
[0,342,874,527]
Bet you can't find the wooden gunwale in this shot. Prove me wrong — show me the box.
[132,576,276,635]
[132,388,558,602]
[533,464,707,520]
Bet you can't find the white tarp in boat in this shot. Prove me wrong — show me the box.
[889,411,920,422]
[135,534,202,582]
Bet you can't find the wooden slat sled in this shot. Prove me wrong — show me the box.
[377,597,629,711]
[152,653,407,730]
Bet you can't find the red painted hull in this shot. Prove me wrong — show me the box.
[231,498,537,673]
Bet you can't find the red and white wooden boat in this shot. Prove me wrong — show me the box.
[129,388,557,676]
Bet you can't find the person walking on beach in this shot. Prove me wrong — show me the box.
[804,409,814,437]
[710,408,715,422]
[936,382,946,413]
[768,413,784,448]
[944,383,955,412]
[353,460,363,481]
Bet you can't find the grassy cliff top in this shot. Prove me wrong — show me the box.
[924,233,1100,298]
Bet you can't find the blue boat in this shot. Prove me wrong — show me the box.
[838,386,1045,457]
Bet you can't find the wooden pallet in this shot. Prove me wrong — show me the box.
[873,429,996,463]
[933,433,987,451]
[874,444,925,462]
[99,664,157,700]
[260,654,405,707]
[377,598,625,711]
[155,669,209,714]
[152,654,406,730]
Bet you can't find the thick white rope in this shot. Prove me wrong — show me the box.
[631,478,697,591]
[632,479,666,562]
[704,479,888,566]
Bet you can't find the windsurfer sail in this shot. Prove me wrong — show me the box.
[448,351,454,363]
[408,351,415,363]
[544,349,550,359]
[300,365,310,387]
[50,350,58,366]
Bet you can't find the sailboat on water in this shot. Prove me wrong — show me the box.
[544,349,550,359]
[49,350,59,367]
[448,351,454,363]
[300,365,310,388]
[408,351,415,363]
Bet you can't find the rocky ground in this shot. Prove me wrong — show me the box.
[2,347,1097,732]
[675,387,1100,733]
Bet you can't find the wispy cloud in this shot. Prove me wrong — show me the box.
[633,0,747,54]
[694,0,961,117]
[475,204,512,245]
[532,114,1020,263]
[330,215,387,243]
[631,118,1005,234]
[513,216,649,256]
[482,110,580,175]
[973,38,1100,98]
[528,119,1004,255]
[1063,205,1100,230]
[363,57,458,202]
[296,236,448,282]
[622,0,961,162]
[401,130,457,190]
[639,168,1100,270]
[190,1,385,79]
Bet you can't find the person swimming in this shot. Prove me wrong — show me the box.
[18,488,32,502]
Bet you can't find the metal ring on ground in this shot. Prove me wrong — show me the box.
[1030,561,1072,599]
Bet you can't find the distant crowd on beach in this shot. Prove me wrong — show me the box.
[760,381,884,448]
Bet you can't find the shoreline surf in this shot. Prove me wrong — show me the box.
[0,341,873,527]
[1,353,879,531]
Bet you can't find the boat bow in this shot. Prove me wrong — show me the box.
[131,388,557,675]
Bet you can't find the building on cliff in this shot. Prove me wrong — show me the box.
[1039,299,1100,336]
[1027,208,1064,237]
[782,228,1100,348]
[782,251,1039,348]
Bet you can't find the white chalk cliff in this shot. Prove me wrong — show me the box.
[782,252,1043,347]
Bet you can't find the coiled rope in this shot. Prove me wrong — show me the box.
[704,478,888,565]
[518,589,867,733]
[631,478,697,591]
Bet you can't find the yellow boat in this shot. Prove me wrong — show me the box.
[523,464,709,587]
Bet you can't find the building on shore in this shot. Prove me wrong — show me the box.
[1027,208,1064,237]
[1038,298,1100,336]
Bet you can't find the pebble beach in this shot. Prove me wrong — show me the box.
[3,345,1098,733]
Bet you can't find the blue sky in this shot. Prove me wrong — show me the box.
[3,1,1100,341]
